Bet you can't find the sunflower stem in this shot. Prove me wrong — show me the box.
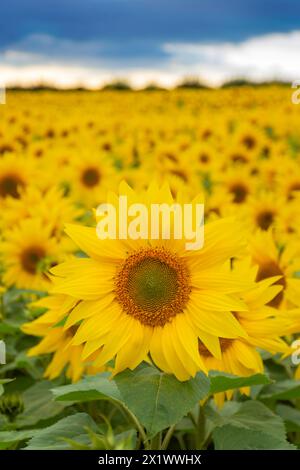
[161,424,176,450]
[149,432,162,450]
[195,405,206,449]
[117,402,149,448]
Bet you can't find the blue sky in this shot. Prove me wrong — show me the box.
[0,0,300,87]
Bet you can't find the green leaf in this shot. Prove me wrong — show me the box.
[114,365,210,437]
[276,404,300,432]
[209,401,295,450]
[0,352,43,379]
[209,371,271,394]
[0,429,38,450]
[259,379,300,400]
[0,321,19,334]
[25,413,99,450]
[213,425,294,450]
[114,429,137,450]
[53,365,210,437]
[16,381,70,428]
[0,379,14,397]
[52,372,122,403]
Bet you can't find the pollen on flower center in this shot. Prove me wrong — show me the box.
[81,167,100,187]
[21,246,46,274]
[115,247,191,327]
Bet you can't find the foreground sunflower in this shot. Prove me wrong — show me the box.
[249,229,300,309]
[198,258,290,406]
[22,294,104,381]
[24,182,253,380]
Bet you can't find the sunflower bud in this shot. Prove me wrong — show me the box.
[0,393,24,421]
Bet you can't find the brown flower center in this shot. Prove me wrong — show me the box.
[0,174,24,199]
[0,144,14,155]
[288,182,300,200]
[199,153,209,163]
[163,152,178,164]
[115,247,191,326]
[81,167,101,187]
[21,246,46,274]
[242,135,256,150]
[169,169,188,183]
[256,260,286,308]
[198,338,233,357]
[231,153,248,164]
[256,210,275,230]
[229,183,248,203]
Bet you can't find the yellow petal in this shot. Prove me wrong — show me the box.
[72,301,123,344]
[65,294,114,328]
[65,224,126,261]
[191,290,248,312]
[93,315,134,367]
[187,301,247,338]
[114,321,152,374]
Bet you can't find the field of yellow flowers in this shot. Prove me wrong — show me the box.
[0,87,300,450]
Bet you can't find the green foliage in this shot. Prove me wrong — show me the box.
[259,379,300,401]
[53,364,210,438]
[0,287,298,450]
[0,379,14,397]
[52,372,122,403]
[209,371,271,394]
[102,81,132,91]
[207,401,295,450]
[176,78,209,89]
[16,381,69,428]
[25,413,99,450]
[0,429,38,450]
[114,366,210,437]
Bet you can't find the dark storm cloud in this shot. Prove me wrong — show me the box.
[1,0,299,87]
[1,0,300,59]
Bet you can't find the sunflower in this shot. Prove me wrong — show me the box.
[198,258,290,406]
[155,155,202,198]
[216,167,257,206]
[67,150,119,207]
[275,196,300,244]
[232,122,266,156]
[205,187,232,220]
[249,230,300,309]
[22,295,104,381]
[0,153,39,205]
[1,186,82,241]
[0,218,62,291]
[277,160,300,201]
[245,191,284,232]
[23,182,256,381]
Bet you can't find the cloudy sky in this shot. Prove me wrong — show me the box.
[0,0,300,88]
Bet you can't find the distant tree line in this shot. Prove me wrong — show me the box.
[6,77,291,92]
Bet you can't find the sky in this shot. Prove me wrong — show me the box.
[0,0,300,88]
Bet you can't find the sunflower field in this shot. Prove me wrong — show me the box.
[0,87,300,451]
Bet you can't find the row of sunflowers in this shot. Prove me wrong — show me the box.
[0,87,300,450]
